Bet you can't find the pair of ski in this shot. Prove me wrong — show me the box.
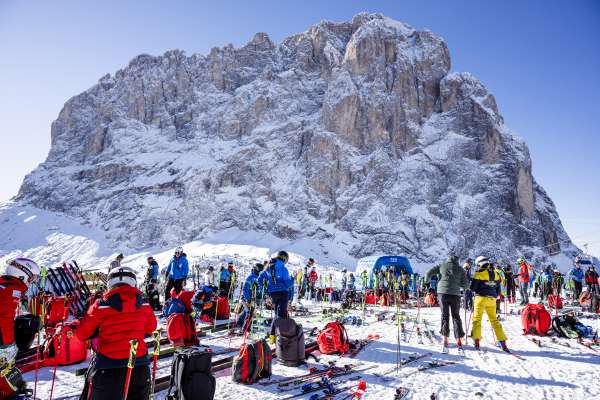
[375,352,432,381]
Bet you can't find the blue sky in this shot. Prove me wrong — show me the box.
[1,0,599,255]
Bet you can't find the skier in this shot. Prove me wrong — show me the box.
[424,255,469,352]
[258,251,293,342]
[398,272,410,302]
[164,247,189,301]
[516,257,530,305]
[552,269,565,296]
[360,270,368,291]
[109,253,124,272]
[540,266,553,301]
[504,265,516,303]
[463,259,474,311]
[204,265,216,288]
[348,273,356,291]
[76,266,157,400]
[226,262,238,299]
[145,256,161,311]
[584,264,599,295]
[567,262,584,301]
[235,263,261,333]
[308,264,318,300]
[219,264,232,296]
[0,258,40,374]
[191,285,216,320]
[341,269,348,291]
[299,266,308,300]
[470,256,509,351]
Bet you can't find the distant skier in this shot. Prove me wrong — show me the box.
[504,265,516,303]
[108,253,124,272]
[76,266,157,400]
[191,285,217,320]
[425,255,469,352]
[585,264,599,295]
[540,266,553,301]
[145,256,161,311]
[164,247,189,301]
[515,257,530,305]
[552,269,564,296]
[567,262,584,301]
[235,263,262,333]
[204,265,216,288]
[463,259,474,311]
[340,269,348,291]
[470,256,509,351]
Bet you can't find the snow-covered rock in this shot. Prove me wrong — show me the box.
[13,13,578,265]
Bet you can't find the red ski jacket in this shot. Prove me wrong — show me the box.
[0,276,28,346]
[516,262,530,283]
[309,271,318,283]
[585,270,599,284]
[75,285,156,368]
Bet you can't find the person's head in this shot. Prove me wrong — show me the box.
[220,266,224,271]
[147,256,154,265]
[277,251,289,264]
[107,267,137,289]
[208,265,214,272]
[342,268,347,273]
[116,253,124,261]
[253,263,263,276]
[475,256,489,269]
[554,269,560,274]
[448,255,459,264]
[4,257,40,285]
[349,273,354,278]
[308,258,315,266]
[174,247,183,257]
[227,264,234,272]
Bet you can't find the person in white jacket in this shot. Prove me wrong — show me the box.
[204,265,216,287]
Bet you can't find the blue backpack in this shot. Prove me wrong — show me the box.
[163,297,186,317]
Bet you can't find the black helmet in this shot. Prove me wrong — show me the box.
[277,251,289,263]
[253,263,263,275]
[208,265,214,271]
[342,269,347,273]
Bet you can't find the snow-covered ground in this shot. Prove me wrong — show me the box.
[24,298,599,400]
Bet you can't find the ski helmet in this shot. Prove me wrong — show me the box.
[4,257,40,284]
[175,247,183,254]
[116,253,124,260]
[475,256,489,267]
[208,265,214,271]
[107,266,137,288]
[277,251,289,263]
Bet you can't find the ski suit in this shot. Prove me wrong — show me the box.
[470,267,507,342]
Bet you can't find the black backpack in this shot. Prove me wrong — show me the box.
[14,314,41,352]
[552,315,579,339]
[274,317,305,367]
[167,347,215,400]
[232,339,272,384]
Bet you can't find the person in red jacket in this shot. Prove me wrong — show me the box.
[307,259,318,300]
[515,258,530,305]
[584,265,599,295]
[0,258,40,365]
[0,257,40,398]
[76,266,157,400]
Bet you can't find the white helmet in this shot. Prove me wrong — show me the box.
[175,246,184,254]
[475,256,489,267]
[107,266,137,289]
[5,257,40,284]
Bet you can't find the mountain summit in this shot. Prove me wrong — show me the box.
[16,13,576,264]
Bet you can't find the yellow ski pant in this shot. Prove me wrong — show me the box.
[471,296,507,342]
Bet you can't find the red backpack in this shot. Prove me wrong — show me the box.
[317,321,350,354]
[45,296,68,328]
[167,313,199,347]
[521,304,551,335]
[232,339,273,384]
[41,321,88,367]
[170,289,195,312]
[548,294,563,310]
[216,296,230,320]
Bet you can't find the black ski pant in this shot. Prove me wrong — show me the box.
[269,291,289,335]
[573,281,582,301]
[81,364,150,400]
[164,278,185,301]
[439,293,464,339]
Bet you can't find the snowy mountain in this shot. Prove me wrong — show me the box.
[7,13,578,268]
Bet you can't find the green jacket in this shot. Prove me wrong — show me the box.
[425,257,470,296]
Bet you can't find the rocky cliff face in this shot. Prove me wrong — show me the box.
[17,13,576,264]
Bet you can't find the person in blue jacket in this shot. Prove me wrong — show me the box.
[540,266,553,301]
[235,263,262,333]
[219,265,231,295]
[568,263,584,301]
[164,247,189,301]
[258,251,293,340]
[191,285,216,319]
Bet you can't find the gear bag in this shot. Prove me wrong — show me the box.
[232,339,272,384]
[45,296,67,328]
[0,364,25,399]
[548,294,563,309]
[552,314,580,339]
[316,321,350,354]
[166,347,215,400]
[167,313,199,347]
[41,321,88,366]
[521,304,551,335]
[274,317,305,367]
[216,296,230,320]
[163,297,187,318]
[170,289,195,313]
[14,314,41,353]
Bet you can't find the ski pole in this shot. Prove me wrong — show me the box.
[123,339,138,400]
[49,294,72,400]
[149,330,161,400]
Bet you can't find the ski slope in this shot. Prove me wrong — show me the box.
[24,299,599,400]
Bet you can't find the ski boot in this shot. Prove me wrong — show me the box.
[441,337,449,354]
[497,340,509,352]
[456,338,465,355]
[474,338,481,351]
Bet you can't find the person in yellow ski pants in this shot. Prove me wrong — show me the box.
[470,256,508,350]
